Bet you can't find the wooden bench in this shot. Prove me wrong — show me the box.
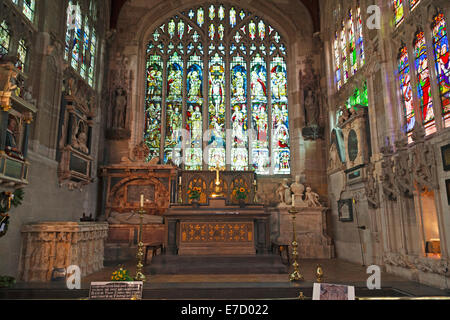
[144,243,164,265]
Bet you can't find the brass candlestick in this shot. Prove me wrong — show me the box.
[316,264,324,283]
[289,207,304,282]
[134,207,146,282]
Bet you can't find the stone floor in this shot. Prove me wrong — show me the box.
[3,257,448,300]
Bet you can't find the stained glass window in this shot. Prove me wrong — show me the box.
[65,1,98,87]
[398,46,415,136]
[334,32,342,90]
[186,55,204,170]
[231,55,248,171]
[145,5,290,175]
[357,6,365,68]
[145,54,163,160]
[334,5,365,91]
[251,54,269,174]
[340,24,349,84]
[0,21,10,59]
[208,53,226,169]
[271,56,290,174]
[348,9,357,76]
[16,39,27,71]
[393,0,404,27]
[11,0,35,22]
[432,13,450,128]
[22,0,35,22]
[164,53,183,165]
[410,0,420,11]
[414,31,435,135]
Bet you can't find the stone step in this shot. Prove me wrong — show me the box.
[146,255,288,275]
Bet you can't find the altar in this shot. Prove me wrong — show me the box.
[164,198,271,256]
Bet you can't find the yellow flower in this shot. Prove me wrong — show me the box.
[239,188,245,193]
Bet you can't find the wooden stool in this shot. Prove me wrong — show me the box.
[144,243,163,265]
[272,242,290,265]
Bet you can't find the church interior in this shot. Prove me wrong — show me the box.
[0,0,450,300]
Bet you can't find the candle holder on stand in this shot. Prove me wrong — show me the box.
[289,206,304,282]
[134,206,146,282]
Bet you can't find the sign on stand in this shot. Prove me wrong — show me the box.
[89,282,144,300]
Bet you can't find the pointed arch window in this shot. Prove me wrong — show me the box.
[64,1,98,87]
[414,30,435,135]
[431,13,450,128]
[144,4,290,175]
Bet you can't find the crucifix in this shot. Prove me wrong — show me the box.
[211,164,225,198]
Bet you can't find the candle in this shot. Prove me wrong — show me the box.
[140,194,144,208]
[292,195,296,207]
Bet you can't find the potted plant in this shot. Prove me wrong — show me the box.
[188,186,201,208]
[233,187,249,208]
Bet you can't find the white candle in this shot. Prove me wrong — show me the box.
[292,195,295,207]
[140,194,144,208]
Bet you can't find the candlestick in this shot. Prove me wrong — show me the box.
[134,207,146,282]
[289,207,304,282]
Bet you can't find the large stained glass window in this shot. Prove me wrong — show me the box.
[393,0,404,27]
[333,4,365,91]
[64,1,97,87]
[414,31,435,135]
[145,4,290,175]
[0,21,10,59]
[432,13,450,128]
[398,45,415,137]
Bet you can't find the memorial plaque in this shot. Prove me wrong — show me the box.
[89,282,143,300]
[348,129,358,162]
[127,185,155,203]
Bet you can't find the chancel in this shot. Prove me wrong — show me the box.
[0,0,450,301]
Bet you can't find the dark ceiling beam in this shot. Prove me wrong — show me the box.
[110,0,320,32]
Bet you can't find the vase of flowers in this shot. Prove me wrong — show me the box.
[111,267,134,282]
[188,187,201,208]
[234,187,249,208]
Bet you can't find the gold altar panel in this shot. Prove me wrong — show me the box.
[180,222,253,243]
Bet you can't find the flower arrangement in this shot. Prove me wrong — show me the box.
[233,187,249,201]
[187,186,202,201]
[111,267,134,282]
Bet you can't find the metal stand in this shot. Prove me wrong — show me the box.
[289,207,304,282]
[134,207,146,282]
